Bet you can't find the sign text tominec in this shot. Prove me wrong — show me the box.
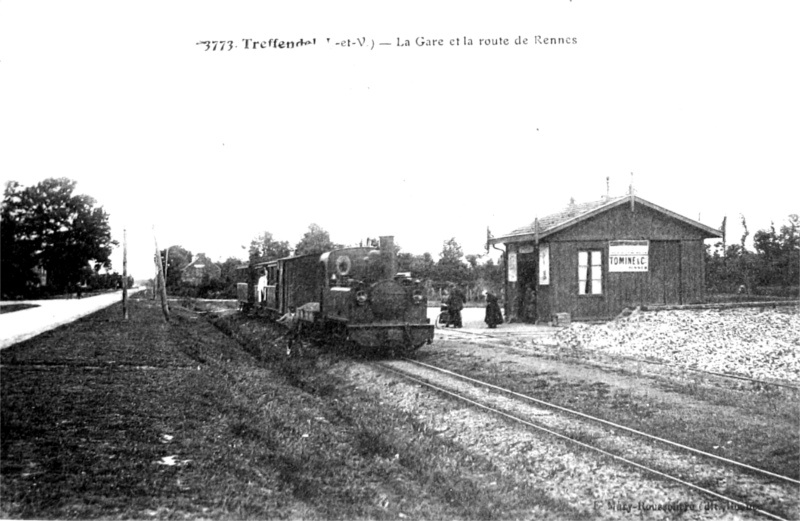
[609,240,649,272]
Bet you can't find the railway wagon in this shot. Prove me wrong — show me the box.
[237,236,434,354]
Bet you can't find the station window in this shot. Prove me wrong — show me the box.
[578,250,602,295]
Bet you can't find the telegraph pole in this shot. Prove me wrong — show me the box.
[164,247,170,283]
[152,252,158,300]
[153,227,170,322]
[122,228,129,319]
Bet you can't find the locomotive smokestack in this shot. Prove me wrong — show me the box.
[379,236,397,279]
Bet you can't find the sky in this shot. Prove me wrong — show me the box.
[1,1,798,281]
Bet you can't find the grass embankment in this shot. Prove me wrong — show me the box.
[211,313,582,520]
[0,304,39,314]
[1,298,582,519]
[418,348,800,481]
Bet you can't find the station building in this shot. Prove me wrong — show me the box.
[488,194,723,323]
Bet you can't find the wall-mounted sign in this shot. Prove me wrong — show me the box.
[508,251,518,282]
[538,244,550,285]
[519,244,534,254]
[609,240,649,272]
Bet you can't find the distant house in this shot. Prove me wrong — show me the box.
[489,195,722,323]
[33,265,47,286]
[181,253,221,286]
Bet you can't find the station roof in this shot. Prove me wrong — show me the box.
[489,194,723,245]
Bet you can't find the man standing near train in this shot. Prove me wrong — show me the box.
[447,284,466,328]
[276,306,300,356]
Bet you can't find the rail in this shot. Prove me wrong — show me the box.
[374,358,798,521]
[434,327,800,391]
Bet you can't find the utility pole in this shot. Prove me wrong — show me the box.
[152,253,158,301]
[164,246,170,282]
[153,227,170,322]
[122,228,129,320]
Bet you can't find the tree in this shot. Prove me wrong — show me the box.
[217,256,244,298]
[248,231,291,263]
[219,256,244,284]
[706,214,799,295]
[1,182,40,296]
[439,237,464,265]
[753,214,799,288]
[1,178,116,296]
[462,254,504,300]
[481,257,505,290]
[88,271,132,291]
[436,238,468,286]
[294,224,340,256]
[397,252,414,273]
[409,252,436,281]
[160,245,192,290]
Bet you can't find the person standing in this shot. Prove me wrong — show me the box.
[276,306,300,356]
[447,284,466,328]
[484,291,503,328]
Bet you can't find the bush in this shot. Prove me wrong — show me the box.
[752,286,800,298]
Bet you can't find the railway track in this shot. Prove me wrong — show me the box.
[434,327,800,391]
[373,357,799,521]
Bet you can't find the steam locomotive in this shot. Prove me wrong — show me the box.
[236,236,434,354]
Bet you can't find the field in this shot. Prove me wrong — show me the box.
[2,298,798,519]
[1,298,579,519]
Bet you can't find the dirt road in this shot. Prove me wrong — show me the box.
[0,288,144,349]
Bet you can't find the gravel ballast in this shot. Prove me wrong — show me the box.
[554,308,800,382]
[338,363,771,520]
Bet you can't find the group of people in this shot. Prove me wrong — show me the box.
[442,285,503,329]
[442,285,466,328]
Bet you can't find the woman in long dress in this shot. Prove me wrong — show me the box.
[484,292,503,328]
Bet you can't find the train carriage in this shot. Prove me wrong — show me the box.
[236,260,280,314]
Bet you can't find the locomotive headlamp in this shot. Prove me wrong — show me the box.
[412,290,424,305]
[355,290,368,305]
